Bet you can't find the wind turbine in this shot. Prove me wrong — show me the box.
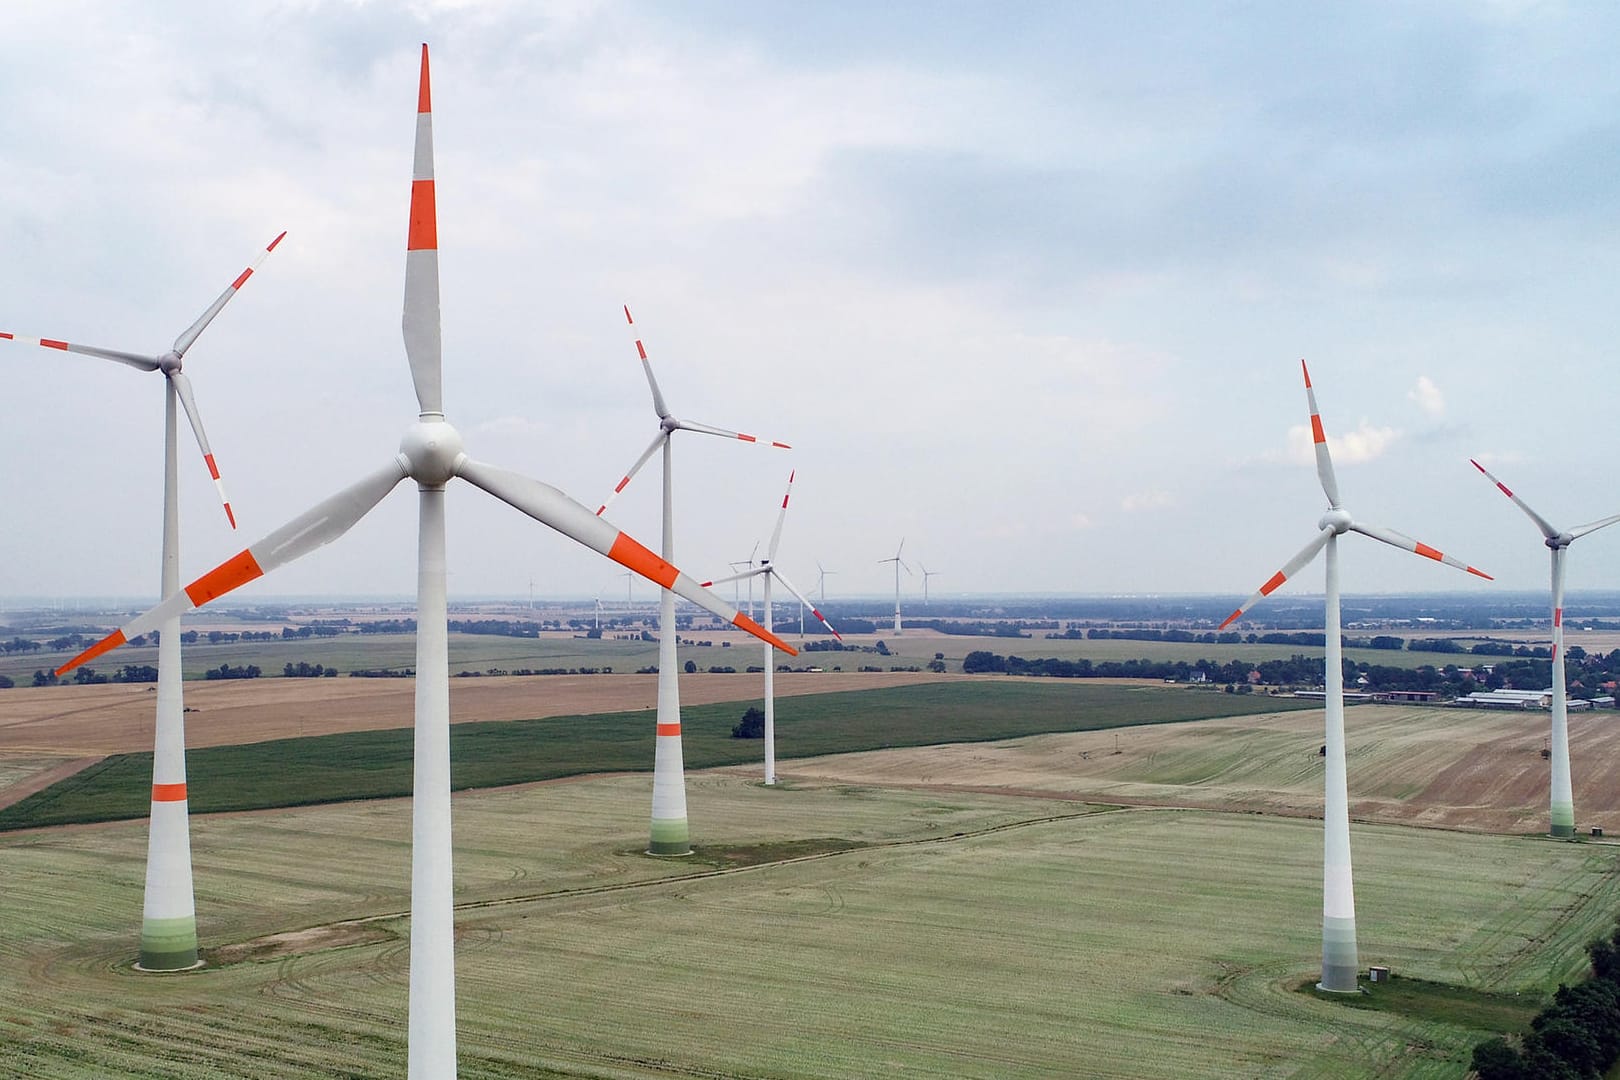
[704,472,841,784]
[879,539,911,634]
[3,231,284,972]
[593,306,789,855]
[920,563,941,606]
[1218,361,1489,993]
[57,45,794,1078]
[1470,459,1620,837]
[816,562,836,606]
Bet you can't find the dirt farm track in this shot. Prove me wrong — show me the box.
[0,671,947,756]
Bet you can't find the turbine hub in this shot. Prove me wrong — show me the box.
[661,416,679,433]
[1318,508,1353,534]
[1549,533,1574,550]
[399,417,465,485]
[157,351,183,375]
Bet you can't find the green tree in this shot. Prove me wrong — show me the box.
[731,706,765,739]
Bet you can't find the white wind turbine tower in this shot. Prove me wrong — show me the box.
[58,45,795,1079]
[4,231,284,972]
[704,472,841,784]
[920,563,941,606]
[593,305,790,855]
[879,539,912,634]
[1219,361,1489,993]
[1470,459,1620,838]
[816,562,836,606]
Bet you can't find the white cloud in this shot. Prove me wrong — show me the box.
[1068,512,1095,530]
[1286,420,1400,466]
[1407,375,1446,418]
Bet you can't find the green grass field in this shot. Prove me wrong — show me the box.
[0,681,1314,830]
[0,772,1613,1078]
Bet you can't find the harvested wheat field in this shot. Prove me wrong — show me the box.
[778,703,1620,835]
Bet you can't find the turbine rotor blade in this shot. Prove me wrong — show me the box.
[0,333,158,371]
[766,470,795,562]
[771,568,840,639]
[455,457,797,655]
[1301,360,1341,509]
[700,566,768,588]
[1468,459,1559,540]
[57,460,410,674]
[172,231,287,357]
[622,305,671,420]
[1218,526,1334,630]
[674,417,792,449]
[1570,512,1620,541]
[169,370,237,529]
[595,429,667,516]
[403,43,443,415]
[1347,521,1492,579]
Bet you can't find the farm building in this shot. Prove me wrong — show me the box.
[1454,689,1552,709]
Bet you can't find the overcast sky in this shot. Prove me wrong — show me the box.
[3,1,1619,609]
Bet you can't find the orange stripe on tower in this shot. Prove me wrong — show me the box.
[1413,543,1442,562]
[417,44,432,113]
[408,180,437,251]
[656,723,681,737]
[607,533,679,589]
[1310,415,1326,444]
[152,783,187,802]
[1259,570,1287,596]
[55,630,127,677]
[185,549,266,606]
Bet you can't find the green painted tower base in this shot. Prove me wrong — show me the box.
[137,916,199,972]
[647,819,691,857]
[1318,915,1360,993]
[1551,802,1575,839]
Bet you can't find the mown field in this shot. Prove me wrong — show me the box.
[0,681,1314,829]
[0,771,1614,1078]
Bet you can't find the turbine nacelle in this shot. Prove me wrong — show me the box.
[157,351,183,375]
[399,418,466,485]
[660,415,680,434]
[1549,533,1574,550]
[1318,508,1353,535]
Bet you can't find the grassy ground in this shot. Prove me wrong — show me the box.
[0,681,1313,829]
[0,774,1612,1078]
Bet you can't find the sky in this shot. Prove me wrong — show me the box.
[3,1,1619,608]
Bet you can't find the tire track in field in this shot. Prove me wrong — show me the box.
[232,803,1115,966]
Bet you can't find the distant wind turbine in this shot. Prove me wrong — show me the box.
[3,230,284,972]
[879,539,912,634]
[705,472,840,784]
[920,563,941,606]
[55,45,795,1076]
[593,304,789,855]
[816,562,836,606]
[1219,361,1489,993]
[1470,459,1620,838]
